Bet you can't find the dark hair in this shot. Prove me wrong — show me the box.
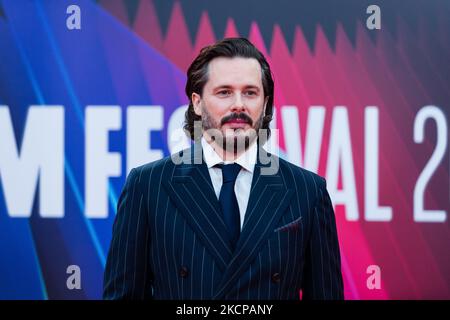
[184,37,274,140]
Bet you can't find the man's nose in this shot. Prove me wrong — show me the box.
[230,93,245,112]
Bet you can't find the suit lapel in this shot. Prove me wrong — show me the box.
[162,144,233,272]
[213,148,294,299]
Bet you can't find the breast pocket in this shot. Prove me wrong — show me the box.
[274,216,303,233]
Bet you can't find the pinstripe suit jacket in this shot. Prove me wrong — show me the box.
[103,144,344,300]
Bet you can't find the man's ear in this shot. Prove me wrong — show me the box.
[192,93,202,116]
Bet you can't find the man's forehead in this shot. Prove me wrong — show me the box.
[206,56,263,86]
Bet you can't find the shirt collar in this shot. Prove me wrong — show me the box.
[201,136,257,173]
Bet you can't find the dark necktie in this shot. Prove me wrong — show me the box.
[216,163,241,250]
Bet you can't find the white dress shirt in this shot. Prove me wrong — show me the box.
[201,137,257,229]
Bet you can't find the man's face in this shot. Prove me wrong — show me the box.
[192,56,268,152]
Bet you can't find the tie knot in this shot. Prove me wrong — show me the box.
[217,163,241,183]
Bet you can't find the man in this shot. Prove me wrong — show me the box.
[103,38,344,300]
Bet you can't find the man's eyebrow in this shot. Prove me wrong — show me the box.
[213,85,261,90]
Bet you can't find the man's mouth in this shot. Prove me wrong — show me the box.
[224,118,249,129]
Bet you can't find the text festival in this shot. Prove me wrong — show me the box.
[0,104,447,223]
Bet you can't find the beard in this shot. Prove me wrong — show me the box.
[201,105,264,154]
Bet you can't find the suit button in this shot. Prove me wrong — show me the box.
[271,272,281,283]
[179,266,189,278]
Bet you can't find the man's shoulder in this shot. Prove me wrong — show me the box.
[130,147,194,179]
[131,153,178,177]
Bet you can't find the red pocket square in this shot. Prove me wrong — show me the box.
[274,217,303,232]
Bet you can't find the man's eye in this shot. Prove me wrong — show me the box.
[217,90,231,96]
[245,91,257,96]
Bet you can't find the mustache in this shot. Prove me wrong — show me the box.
[220,112,253,126]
